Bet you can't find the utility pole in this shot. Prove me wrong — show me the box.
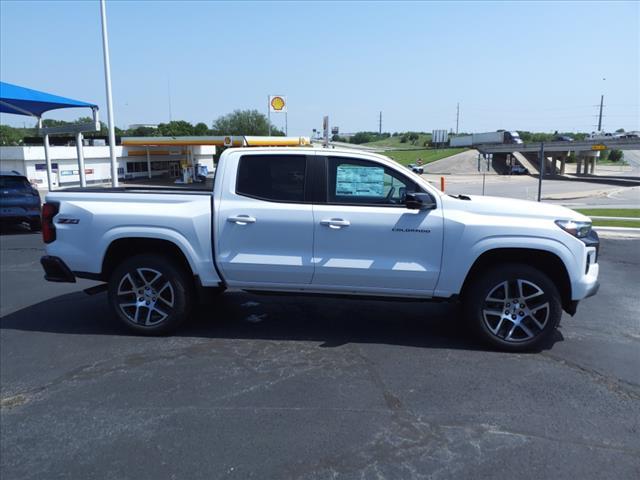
[268,95,271,136]
[537,142,545,202]
[167,79,173,122]
[456,103,460,134]
[379,111,382,135]
[597,94,604,132]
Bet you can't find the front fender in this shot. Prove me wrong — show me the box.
[434,234,576,298]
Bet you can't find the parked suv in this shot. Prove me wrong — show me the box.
[0,171,42,230]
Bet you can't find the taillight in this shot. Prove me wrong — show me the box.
[42,202,59,244]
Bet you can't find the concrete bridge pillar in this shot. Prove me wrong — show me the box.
[589,157,596,174]
[576,158,583,175]
[560,156,566,175]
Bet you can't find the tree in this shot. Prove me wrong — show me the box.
[157,120,195,136]
[608,149,624,162]
[41,119,70,128]
[0,125,24,146]
[194,122,210,136]
[615,128,625,133]
[350,132,373,144]
[128,126,158,137]
[211,110,283,136]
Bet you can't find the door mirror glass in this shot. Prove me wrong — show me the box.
[405,192,436,210]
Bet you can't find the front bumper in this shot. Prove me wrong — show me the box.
[40,256,76,283]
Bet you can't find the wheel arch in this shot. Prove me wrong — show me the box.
[460,247,573,314]
[101,237,194,282]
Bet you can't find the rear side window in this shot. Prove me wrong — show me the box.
[0,176,31,189]
[236,155,306,203]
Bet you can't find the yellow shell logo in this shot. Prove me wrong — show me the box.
[270,96,285,111]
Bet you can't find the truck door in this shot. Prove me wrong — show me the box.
[216,153,314,286]
[311,156,443,293]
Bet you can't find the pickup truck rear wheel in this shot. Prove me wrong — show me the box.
[108,254,194,335]
[464,264,562,352]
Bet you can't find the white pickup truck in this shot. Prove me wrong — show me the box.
[40,147,600,351]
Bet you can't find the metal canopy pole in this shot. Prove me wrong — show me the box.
[146,147,151,179]
[100,0,119,188]
[76,132,86,187]
[38,117,54,192]
[43,134,54,191]
[537,142,545,202]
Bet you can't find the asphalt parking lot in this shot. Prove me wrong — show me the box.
[1,226,639,479]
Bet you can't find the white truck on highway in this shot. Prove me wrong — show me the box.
[450,130,523,147]
[40,147,600,351]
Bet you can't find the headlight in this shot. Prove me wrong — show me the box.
[555,219,592,238]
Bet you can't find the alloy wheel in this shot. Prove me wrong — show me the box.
[481,279,550,343]
[116,267,175,326]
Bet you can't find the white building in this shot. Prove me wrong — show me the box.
[0,142,216,190]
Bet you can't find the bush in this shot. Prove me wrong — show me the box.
[608,149,624,162]
[350,132,372,144]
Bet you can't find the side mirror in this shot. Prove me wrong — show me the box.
[405,192,436,210]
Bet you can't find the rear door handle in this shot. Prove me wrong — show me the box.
[228,215,256,225]
[320,218,350,229]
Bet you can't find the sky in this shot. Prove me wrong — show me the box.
[1,0,638,135]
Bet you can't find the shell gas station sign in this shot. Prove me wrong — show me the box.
[269,95,287,112]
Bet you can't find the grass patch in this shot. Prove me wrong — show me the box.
[383,148,467,166]
[592,219,640,228]
[363,134,432,148]
[597,159,628,166]
[575,208,640,218]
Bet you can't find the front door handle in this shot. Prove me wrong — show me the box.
[228,215,256,225]
[320,218,350,229]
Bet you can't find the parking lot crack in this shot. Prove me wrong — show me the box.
[541,352,640,400]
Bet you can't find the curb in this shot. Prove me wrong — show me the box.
[594,226,640,232]
[593,226,640,238]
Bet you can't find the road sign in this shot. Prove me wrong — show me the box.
[591,144,606,151]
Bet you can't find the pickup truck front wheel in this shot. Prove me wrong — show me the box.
[108,254,194,335]
[464,264,562,352]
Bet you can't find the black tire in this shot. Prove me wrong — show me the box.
[29,219,42,232]
[107,254,195,335]
[463,263,562,352]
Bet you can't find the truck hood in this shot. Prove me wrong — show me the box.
[443,194,590,222]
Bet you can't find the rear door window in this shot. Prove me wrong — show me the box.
[236,155,307,203]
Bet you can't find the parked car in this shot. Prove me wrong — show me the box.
[40,147,599,352]
[0,171,41,230]
[407,163,424,174]
[510,164,529,175]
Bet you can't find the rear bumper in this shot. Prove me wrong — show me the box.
[40,256,76,283]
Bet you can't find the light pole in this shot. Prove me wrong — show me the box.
[597,77,606,132]
[100,0,118,187]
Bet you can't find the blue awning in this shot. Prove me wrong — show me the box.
[0,81,98,117]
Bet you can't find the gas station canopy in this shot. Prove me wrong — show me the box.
[0,81,97,117]
[122,135,311,148]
